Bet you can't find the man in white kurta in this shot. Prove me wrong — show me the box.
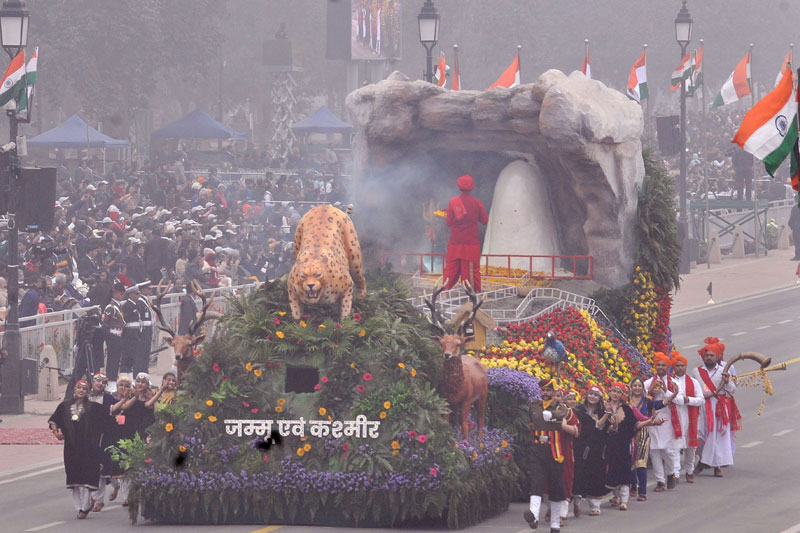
[644,352,680,491]
[669,353,705,483]
[691,339,738,477]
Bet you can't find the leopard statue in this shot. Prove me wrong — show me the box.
[288,204,367,320]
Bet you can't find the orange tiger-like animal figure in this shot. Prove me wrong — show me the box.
[288,205,366,320]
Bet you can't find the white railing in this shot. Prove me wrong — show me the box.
[0,283,260,374]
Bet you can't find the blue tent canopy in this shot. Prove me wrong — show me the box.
[27,115,130,149]
[151,109,248,140]
[291,106,352,134]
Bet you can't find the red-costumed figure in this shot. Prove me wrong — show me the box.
[443,175,488,292]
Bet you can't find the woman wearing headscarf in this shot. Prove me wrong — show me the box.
[628,377,665,501]
[571,384,610,516]
[86,372,116,512]
[48,379,109,519]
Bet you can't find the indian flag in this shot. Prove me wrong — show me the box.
[671,51,692,88]
[581,46,591,79]
[688,45,703,97]
[434,51,447,88]
[626,50,647,103]
[712,51,751,108]
[0,49,25,107]
[775,50,792,88]
[733,67,796,178]
[17,46,37,112]
[488,53,520,89]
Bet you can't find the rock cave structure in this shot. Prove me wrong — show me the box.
[346,69,644,288]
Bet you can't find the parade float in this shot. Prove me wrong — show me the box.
[121,70,682,528]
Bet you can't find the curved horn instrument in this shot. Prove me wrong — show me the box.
[715,352,772,395]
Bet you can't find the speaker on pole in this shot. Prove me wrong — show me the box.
[656,115,680,156]
[18,167,57,233]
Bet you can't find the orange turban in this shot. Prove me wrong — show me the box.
[697,336,725,358]
[653,351,672,367]
[671,351,688,367]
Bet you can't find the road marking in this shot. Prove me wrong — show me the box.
[778,319,793,324]
[755,325,771,330]
[683,344,699,349]
[773,429,794,437]
[25,522,65,532]
[0,466,62,486]
[673,284,799,318]
[103,505,122,511]
[731,331,747,337]
[249,527,283,533]
[741,440,764,448]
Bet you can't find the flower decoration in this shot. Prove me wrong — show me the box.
[273,317,281,325]
[359,329,366,337]
[417,434,428,443]
[253,369,263,377]
[391,440,400,450]
[379,411,387,419]
[275,331,285,339]
[206,400,213,406]
[300,320,307,328]
[318,407,327,416]
[397,362,405,369]
[296,448,305,457]
[363,373,372,381]
[278,311,286,316]
[277,398,286,405]
[353,313,362,322]
[165,423,174,432]
[275,406,284,413]
[410,368,417,377]
[194,412,202,419]
[321,376,329,383]
[179,445,187,452]
[212,363,220,373]
[251,408,259,414]
[383,401,391,409]
[430,467,437,477]
[208,416,217,422]
[245,362,253,372]
[303,443,312,452]
[357,385,366,393]
[318,324,326,329]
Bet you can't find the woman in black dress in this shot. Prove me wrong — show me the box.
[571,385,610,516]
[48,380,109,519]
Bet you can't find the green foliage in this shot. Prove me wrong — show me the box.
[591,285,635,337]
[635,149,682,292]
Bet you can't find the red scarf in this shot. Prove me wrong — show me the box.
[697,367,742,434]
[663,377,683,441]
[670,374,700,447]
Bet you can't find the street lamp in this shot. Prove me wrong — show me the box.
[417,0,440,83]
[675,0,693,274]
[0,0,29,415]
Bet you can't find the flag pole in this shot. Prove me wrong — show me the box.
[517,44,522,84]
[453,43,459,90]
[700,39,710,269]
[749,43,762,257]
[584,38,589,72]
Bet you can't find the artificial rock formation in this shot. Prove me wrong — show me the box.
[345,69,644,288]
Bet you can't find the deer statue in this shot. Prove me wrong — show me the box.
[152,280,215,385]
[424,279,488,440]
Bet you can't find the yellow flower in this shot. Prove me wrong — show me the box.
[383,401,391,409]
[179,445,187,452]
[391,440,400,449]
[392,450,399,456]
[300,436,307,441]
[165,423,174,432]
[254,369,263,377]
[300,320,307,328]
[318,407,327,416]
[359,329,366,337]
[350,363,356,369]
[410,368,417,377]
[318,324,326,329]
[206,400,213,406]
[297,448,305,457]
[278,311,287,316]
[194,412,202,419]
[303,443,311,452]
[379,411,387,419]
[245,362,253,371]
[501,440,509,448]
[275,406,283,413]
[398,362,405,369]
[208,416,217,422]
[472,452,478,459]
[275,331,285,339]
[277,398,286,405]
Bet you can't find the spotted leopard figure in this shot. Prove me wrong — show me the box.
[288,204,367,320]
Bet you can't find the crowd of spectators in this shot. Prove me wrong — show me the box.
[0,140,352,323]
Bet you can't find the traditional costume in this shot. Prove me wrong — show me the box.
[603,382,638,509]
[643,352,680,489]
[572,385,609,515]
[443,175,488,292]
[523,379,569,532]
[669,352,705,480]
[629,380,663,500]
[691,338,740,470]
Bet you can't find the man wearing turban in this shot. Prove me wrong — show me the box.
[668,352,705,483]
[691,337,740,477]
[442,175,488,292]
[644,352,680,491]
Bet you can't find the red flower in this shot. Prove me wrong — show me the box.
[314,384,322,391]
[362,373,373,381]
[334,323,342,329]
[357,385,366,393]
[321,376,329,383]
[263,455,269,462]
[352,313,362,322]
[275,364,281,369]
[251,408,259,414]
[144,458,153,463]
[342,443,349,451]
[212,363,220,373]
[242,401,250,408]
[303,314,310,319]
[222,376,229,381]
[409,430,417,438]
[417,434,428,443]
[504,452,512,460]
[273,317,281,325]
[430,467,437,476]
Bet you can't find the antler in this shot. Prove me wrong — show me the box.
[152,280,176,338]
[188,280,215,338]
[423,278,449,336]
[457,280,484,336]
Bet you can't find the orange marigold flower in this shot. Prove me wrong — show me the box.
[359,329,366,337]
[275,331,285,339]
[206,400,213,406]
[165,423,174,432]
[275,406,283,413]
[208,416,217,422]
[254,369,263,377]
[194,412,202,419]
[379,411,387,419]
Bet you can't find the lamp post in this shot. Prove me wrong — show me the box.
[0,0,29,415]
[675,0,693,275]
[417,0,440,83]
